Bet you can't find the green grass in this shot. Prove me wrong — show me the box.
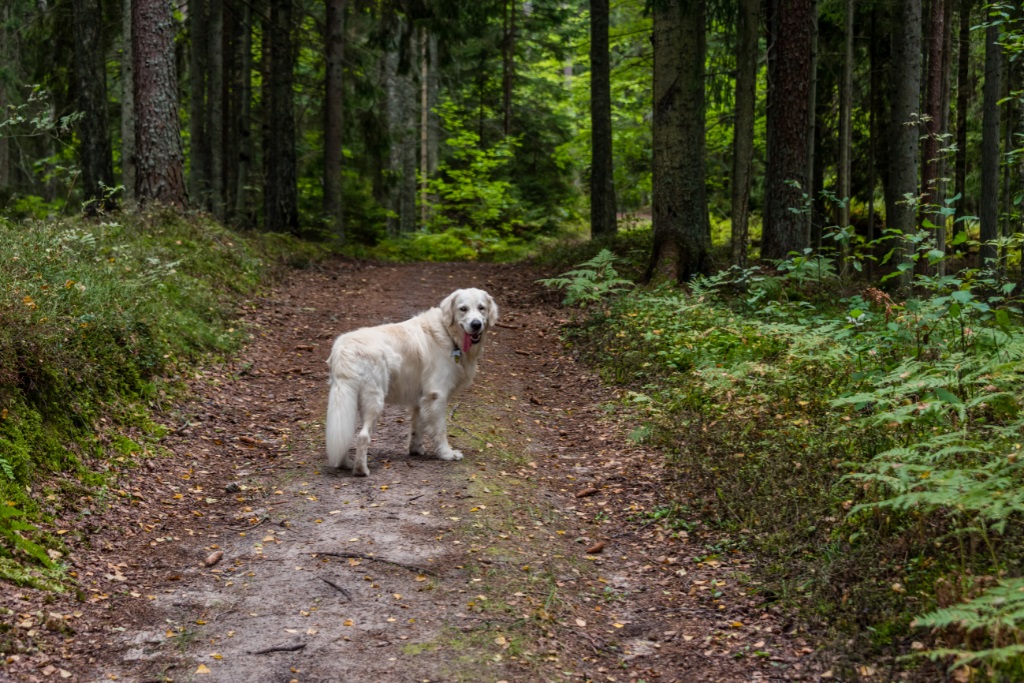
[0,207,326,580]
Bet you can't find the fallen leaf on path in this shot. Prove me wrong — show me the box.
[575,487,599,498]
[204,551,224,567]
[586,542,605,554]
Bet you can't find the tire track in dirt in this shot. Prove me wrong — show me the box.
[7,259,826,683]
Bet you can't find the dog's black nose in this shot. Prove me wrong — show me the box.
[470,319,483,332]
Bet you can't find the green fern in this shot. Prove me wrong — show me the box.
[0,504,53,568]
[0,456,13,481]
[911,578,1024,673]
[537,249,634,307]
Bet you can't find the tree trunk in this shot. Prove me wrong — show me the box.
[731,0,758,267]
[400,67,418,235]
[133,0,187,208]
[120,0,136,206]
[324,0,345,239]
[420,26,429,230]
[502,0,516,137]
[233,0,253,226]
[208,0,225,219]
[264,0,298,234]
[954,0,972,227]
[189,0,210,208]
[980,19,1001,266]
[589,0,617,239]
[647,0,711,283]
[762,0,815,260]
[806,0,819,245]
[426,32,439,178]
[384,44,402,236]
[73,0,115,213]
[838,0,854,235]
[922,0,946,224]
[0,2,9,191]
[887,0,922,289]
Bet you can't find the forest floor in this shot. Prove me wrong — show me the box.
[1,260,834,683]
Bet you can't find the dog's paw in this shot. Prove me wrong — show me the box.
[437,449,463,461]
[409,444,426,457]
[353,464,369,477]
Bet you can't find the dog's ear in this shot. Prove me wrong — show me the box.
[485,293,499,328]
[440,290,460,327]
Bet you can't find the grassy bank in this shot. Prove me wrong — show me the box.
[0,207,324,587]
[543,240,1024,679]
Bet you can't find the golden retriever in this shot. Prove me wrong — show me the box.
[325,288,498,476]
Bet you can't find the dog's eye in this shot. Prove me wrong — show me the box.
[459,305,468,312]
[478,305,486,311]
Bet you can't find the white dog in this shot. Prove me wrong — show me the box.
[325,288,498,476]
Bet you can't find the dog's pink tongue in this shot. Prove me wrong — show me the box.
[462,332,472,355]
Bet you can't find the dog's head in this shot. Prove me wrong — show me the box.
[441,288,498,352]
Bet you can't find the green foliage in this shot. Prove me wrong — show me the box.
[537,249,633,306]
[553,242,1024,676]
[424,102,529,236]
[0,504,52,569]
[0,208,313,576]
[911,577,1024,676]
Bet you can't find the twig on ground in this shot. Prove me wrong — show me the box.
[319,576,353,600]
[312,551,435,575]
[249,642,307,655]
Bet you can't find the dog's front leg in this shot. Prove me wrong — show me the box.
[419,390,462,461]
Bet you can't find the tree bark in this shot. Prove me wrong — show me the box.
[208,0,225,218]
[806,0,819,245]
[233,0,253,226]
[838,0,854,236]
[0,2,9,191]
[731,0,759,267]
[324,0,345,239]
[264,0,299,234]
[921,0,947,223]
[954,0,972,226]
[589,0,618,239]
[647,0,710,283]
[73,0,115,213]
[133,0,187,208]
[762,0,815,260]
[189,0,210,208]
[980,19,1001,266]
[887,0,922,289]
[120,0,136,206]
[502,0,516,137]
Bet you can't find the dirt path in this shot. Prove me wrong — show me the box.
[2,260,827,683]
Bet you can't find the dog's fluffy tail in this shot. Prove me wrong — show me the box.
[326,378,358,468]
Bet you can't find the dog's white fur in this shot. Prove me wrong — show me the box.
[325,288,498,476]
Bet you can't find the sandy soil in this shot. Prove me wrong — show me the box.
[0,259,829,683]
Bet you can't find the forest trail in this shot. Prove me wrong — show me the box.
[7,260,827,683]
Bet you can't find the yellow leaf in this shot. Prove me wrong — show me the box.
[195,664,211,674]
[344,619,354,626]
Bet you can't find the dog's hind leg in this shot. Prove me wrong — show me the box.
[353,391,383,477]
[408,405,426,456]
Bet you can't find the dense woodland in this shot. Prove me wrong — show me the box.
[0,0,1022,274]
[6,0,1024,677]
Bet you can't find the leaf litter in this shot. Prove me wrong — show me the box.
[0,261,833,682]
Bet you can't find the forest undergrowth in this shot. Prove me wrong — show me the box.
[541,237,1024,681]
[0,208,323,590]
